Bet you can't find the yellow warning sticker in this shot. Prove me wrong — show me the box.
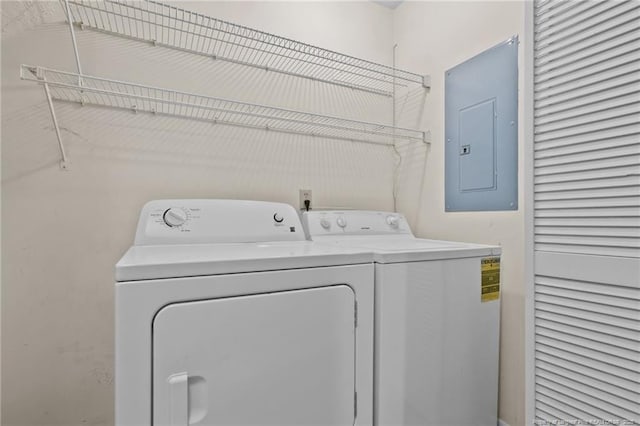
[481,257,500,302]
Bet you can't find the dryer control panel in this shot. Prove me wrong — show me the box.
[134,200,305,245]
[302,210,414,239]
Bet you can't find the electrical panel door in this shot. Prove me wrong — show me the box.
[445,37,519,211]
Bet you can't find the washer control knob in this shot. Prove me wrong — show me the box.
[386,215,400,228]
[336,216,347,228]
[273,213,284,223]
[320,218,331,229]
[163,208,188,227]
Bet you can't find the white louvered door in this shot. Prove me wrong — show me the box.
[533,0,640,424]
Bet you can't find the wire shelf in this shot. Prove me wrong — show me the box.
[62,0,428,97]
[21,65,427,146]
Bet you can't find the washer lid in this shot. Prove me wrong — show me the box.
[313,237,501,263]
[116,241,372,282]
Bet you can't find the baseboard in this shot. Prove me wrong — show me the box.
[498,419,511,426]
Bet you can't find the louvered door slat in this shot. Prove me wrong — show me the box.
[534,206,640,217]
[535,352,640,394]
[535,217,640,228]
[535,136,640,158]
[534,244,638,257]
[534,166,640,184]
[535,144,639,166]
[536,275,639,296]
[535,294,638,323]
[536,319,639,354]
[535,196,640,209]
[536,302,640,331]
[536,368,640,412]
[535,185,640,200]
[535,0,577,20]
[536,313,640,346]
[534,115,640,141]
[536,359,640,399]
[535,2,640,57]
[536,53,640,94]
[534,125,640,150]
[533,1,640,423]
[535,175,640,193]
[536,328,639,362]
[535,397,585,423]
[535,158,640,176]
[536,345,640,383]
[535,1,618,40]
[536,227,640,239]
[535,74,640,111]
[536,32,640,82]
[536,384,619,420]
[535,104,640,134]
[537,377,639,420]
[535,93,640,125]
[535,1,600,31]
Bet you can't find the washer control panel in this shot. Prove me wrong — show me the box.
[134,199,305,245]
[302,210,413,238]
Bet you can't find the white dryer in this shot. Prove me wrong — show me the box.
[115,200,374,426]
[302,210,502,426]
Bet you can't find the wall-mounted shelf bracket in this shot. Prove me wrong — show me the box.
[422,75,432,90]
[21,66,71,170]
[423,130,432,145]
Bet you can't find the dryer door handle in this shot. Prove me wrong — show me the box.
[167,372,189,425]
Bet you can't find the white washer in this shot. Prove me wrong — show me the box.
[302,210,502,426]
[115,200,374,426]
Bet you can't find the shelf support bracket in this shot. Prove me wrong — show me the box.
[42,81,70,171]
[423,130,432,145]
[422,75,431,90]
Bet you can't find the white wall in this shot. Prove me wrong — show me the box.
[1,2,396,424]
[2,1,526,425]
[392,2,525,426]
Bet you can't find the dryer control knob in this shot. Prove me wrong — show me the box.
[163,208,188,227]
[273,213,284,223]
[336,217,347,228]
[320,218,331,229]
[386,215,400,228]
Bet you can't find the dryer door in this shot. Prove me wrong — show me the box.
[152,285,356,425]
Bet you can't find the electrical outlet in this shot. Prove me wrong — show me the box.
[299,189,312,211]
